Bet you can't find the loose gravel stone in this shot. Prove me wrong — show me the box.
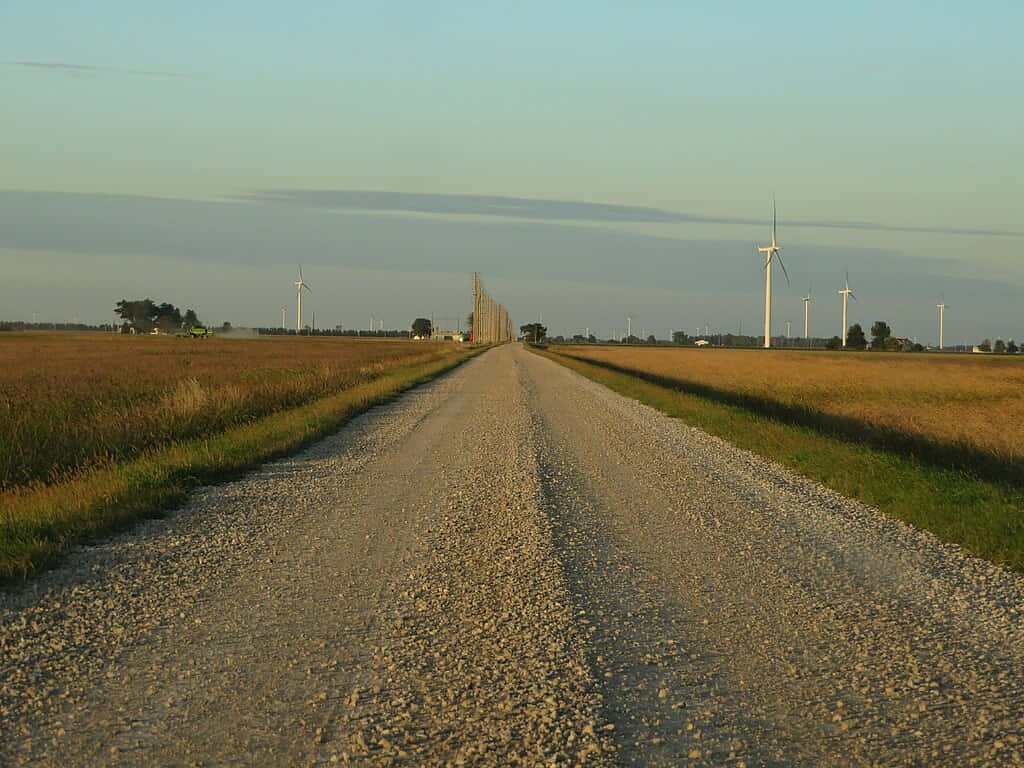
[2,343,1023,766]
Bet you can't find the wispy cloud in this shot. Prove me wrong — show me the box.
[9,60,197,78]
[238,189,1024,239]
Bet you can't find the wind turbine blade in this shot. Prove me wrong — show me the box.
[773,197,777,239]
[299,264,304,281]
[303,283,311,293]
[850,292,857,301]
[776,252,791,286]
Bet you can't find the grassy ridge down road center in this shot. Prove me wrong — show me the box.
[3,344,1023,766]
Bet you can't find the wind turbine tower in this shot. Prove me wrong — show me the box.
[837,272,856,347]
[294,266,311,332]
[758,200,789,348]
[937,299,947,351]
[281,306,287,329]
[802,285,812,340]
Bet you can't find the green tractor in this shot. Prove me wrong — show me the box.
[187,325,213,338]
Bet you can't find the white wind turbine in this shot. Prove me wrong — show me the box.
[802,283,813,341]
[937,297,948,351]
[758,200,789,348]
[294,266,311,333]
[837,271,856,347]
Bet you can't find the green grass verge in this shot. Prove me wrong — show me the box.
[535,347,1024,574]
[0,350,479,583]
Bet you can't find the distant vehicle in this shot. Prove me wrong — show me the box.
[694,339,710,347]
[187,325,213,338]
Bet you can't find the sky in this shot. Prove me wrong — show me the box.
[1,1,1021,344]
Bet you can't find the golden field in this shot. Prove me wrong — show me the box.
[0,332,476,579]
[0,332,461,493]
[554,346,1024,467]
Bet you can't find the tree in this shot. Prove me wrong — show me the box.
[994,339,1007,354]
[587,334,597,343]
[672,331,689,345]
[1008,339,1019,354]
[978,338,992,352]
[646,334,657,344]
[520,322,547,342]
[846,324,867,349]
[411,318,432,338]
[115,298,198,333]
[870,321,892,350]
[825,336,841,350]
[465,312,473,329]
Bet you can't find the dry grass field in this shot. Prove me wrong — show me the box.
[0,332,475,579]
[0,333,453,493]
[555,346,1024,472]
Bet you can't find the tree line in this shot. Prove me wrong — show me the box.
[114,299,202,334]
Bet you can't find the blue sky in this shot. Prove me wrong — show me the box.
[1,1,1021,343]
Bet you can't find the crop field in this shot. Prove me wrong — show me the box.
[0,332,475,579]
[552,346,1024,478]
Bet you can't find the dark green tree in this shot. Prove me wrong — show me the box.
[825,335,842,350]
[978,338,992,352]
[115,298,158,332]
[846,324,867,349]
[994,339,1007,354]
[1008,339,1019,354]
[520,322,547,342]
[411,318,433,338]
[870,321,892,350]
[646,334,657,344]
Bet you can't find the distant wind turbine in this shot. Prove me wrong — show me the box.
[281,306,287,329]
[937,297,948,351]
[838,271,856,347]
[294,266,311,332]
[758,199,790,348]
[802,284,813,341]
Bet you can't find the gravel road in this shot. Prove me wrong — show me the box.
[3,343,1023,766]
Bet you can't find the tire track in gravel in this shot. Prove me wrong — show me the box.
[337,350,613,766]
[519,344,1024,767]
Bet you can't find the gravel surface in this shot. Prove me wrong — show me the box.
[3,343,1023,766]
